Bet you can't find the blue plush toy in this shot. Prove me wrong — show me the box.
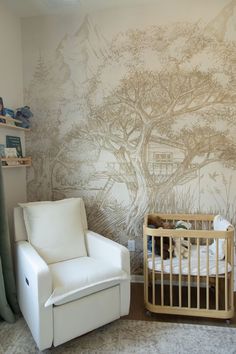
[15,106,33,128]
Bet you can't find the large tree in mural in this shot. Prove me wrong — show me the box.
[72,17,236,234]
[26,1,236,271]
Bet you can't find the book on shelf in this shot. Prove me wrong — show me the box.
[0,144,5,158]
[6,135,23,158]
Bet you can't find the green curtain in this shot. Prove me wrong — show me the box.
[0,163,19,323]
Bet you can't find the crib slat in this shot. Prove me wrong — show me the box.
[152,236,155,305]
[197,238,200,309]
[194,220,197,244]
[161,236,164,306]
[206,238,209,310]
[216,238,219,311]
[170,236,173,307]
[225,238,228,311]
[231,235,234,310]
[144,233,148,305]
[179,238,182,308]
[188,237,191,308]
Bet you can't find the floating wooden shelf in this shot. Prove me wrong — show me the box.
[0,115,21,123]
[0,115,30,131]
[1,157,32,168]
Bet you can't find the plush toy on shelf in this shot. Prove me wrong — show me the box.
[15,106,33,128]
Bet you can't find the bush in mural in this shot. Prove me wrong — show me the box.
[26,2,236,273]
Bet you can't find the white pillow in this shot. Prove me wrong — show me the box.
[209,215,233,260]
[19,198,87,264]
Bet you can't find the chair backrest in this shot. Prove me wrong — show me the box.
[14,206,27,242]
[14,198,88,242]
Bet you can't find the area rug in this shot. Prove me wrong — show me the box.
[0,317,236,354]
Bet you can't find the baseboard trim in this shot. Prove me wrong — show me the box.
[131,275,144,283]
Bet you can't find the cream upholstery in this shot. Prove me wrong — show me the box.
[45,256,127,306]
[19,198,87,263]
[14,198,130,351]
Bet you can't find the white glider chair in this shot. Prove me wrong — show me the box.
[14,198,130,351]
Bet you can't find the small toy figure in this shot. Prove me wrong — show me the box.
[147,215,175,259]
[173,220,192,259]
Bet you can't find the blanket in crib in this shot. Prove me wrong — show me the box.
[148,245,231,276]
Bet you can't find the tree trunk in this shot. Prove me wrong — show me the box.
[125,157,150,236]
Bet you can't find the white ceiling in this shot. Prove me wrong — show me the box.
[2,0,157,17]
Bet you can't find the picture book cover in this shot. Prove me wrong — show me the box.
[6,135,23,158]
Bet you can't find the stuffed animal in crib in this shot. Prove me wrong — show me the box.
[148,215,174,259]
[173,220,191,259]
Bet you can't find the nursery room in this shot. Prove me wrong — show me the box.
[0,0,236,353]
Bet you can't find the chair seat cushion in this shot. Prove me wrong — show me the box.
[45,256,128,307]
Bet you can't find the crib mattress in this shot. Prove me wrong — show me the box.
[147,245,232,276]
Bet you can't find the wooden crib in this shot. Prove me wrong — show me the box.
[143,213,234,319]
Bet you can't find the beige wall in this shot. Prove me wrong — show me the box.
[22,0,236,274]
[0,2,23,107]
[0,2,26,235]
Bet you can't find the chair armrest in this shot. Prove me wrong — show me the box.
[15,241,53,350]
[85,230,130,275]
[16,241,52,303]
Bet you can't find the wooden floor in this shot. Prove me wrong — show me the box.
[123,283,236,327]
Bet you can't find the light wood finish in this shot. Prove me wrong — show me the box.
[197,238,200,309]
[124,283,236,328]
[152,236,155,305]
[143,213,234,320]
[225,244,228,311]
[170,237,173,307]
[0,115,30,131]
[216,239,219,310]
[145,303,234,319]
[144,227,232,239]
[179,238,182,307]
[143,232,148,306]
[188,237,191,308]
[231,240,234,313]
[206,238,209,310]
[147,213,215,222]
[161,236,164,306]
[1,157,32,168]
[0,115,21,123]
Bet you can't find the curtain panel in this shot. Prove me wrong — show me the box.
[0,163,18,322]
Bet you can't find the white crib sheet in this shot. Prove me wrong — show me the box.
[147,245,232,276]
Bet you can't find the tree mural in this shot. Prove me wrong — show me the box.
[73,20,236,235]
[26,1,236,273]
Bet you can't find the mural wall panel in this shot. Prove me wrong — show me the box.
[23,0,236,273]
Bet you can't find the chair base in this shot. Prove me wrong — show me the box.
[53,285,120,347]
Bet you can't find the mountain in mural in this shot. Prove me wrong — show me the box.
[56,15,109,87]
[74,15,109,74]
[205,0,236,41]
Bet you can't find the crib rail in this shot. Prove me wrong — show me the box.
[143,213,234,319]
